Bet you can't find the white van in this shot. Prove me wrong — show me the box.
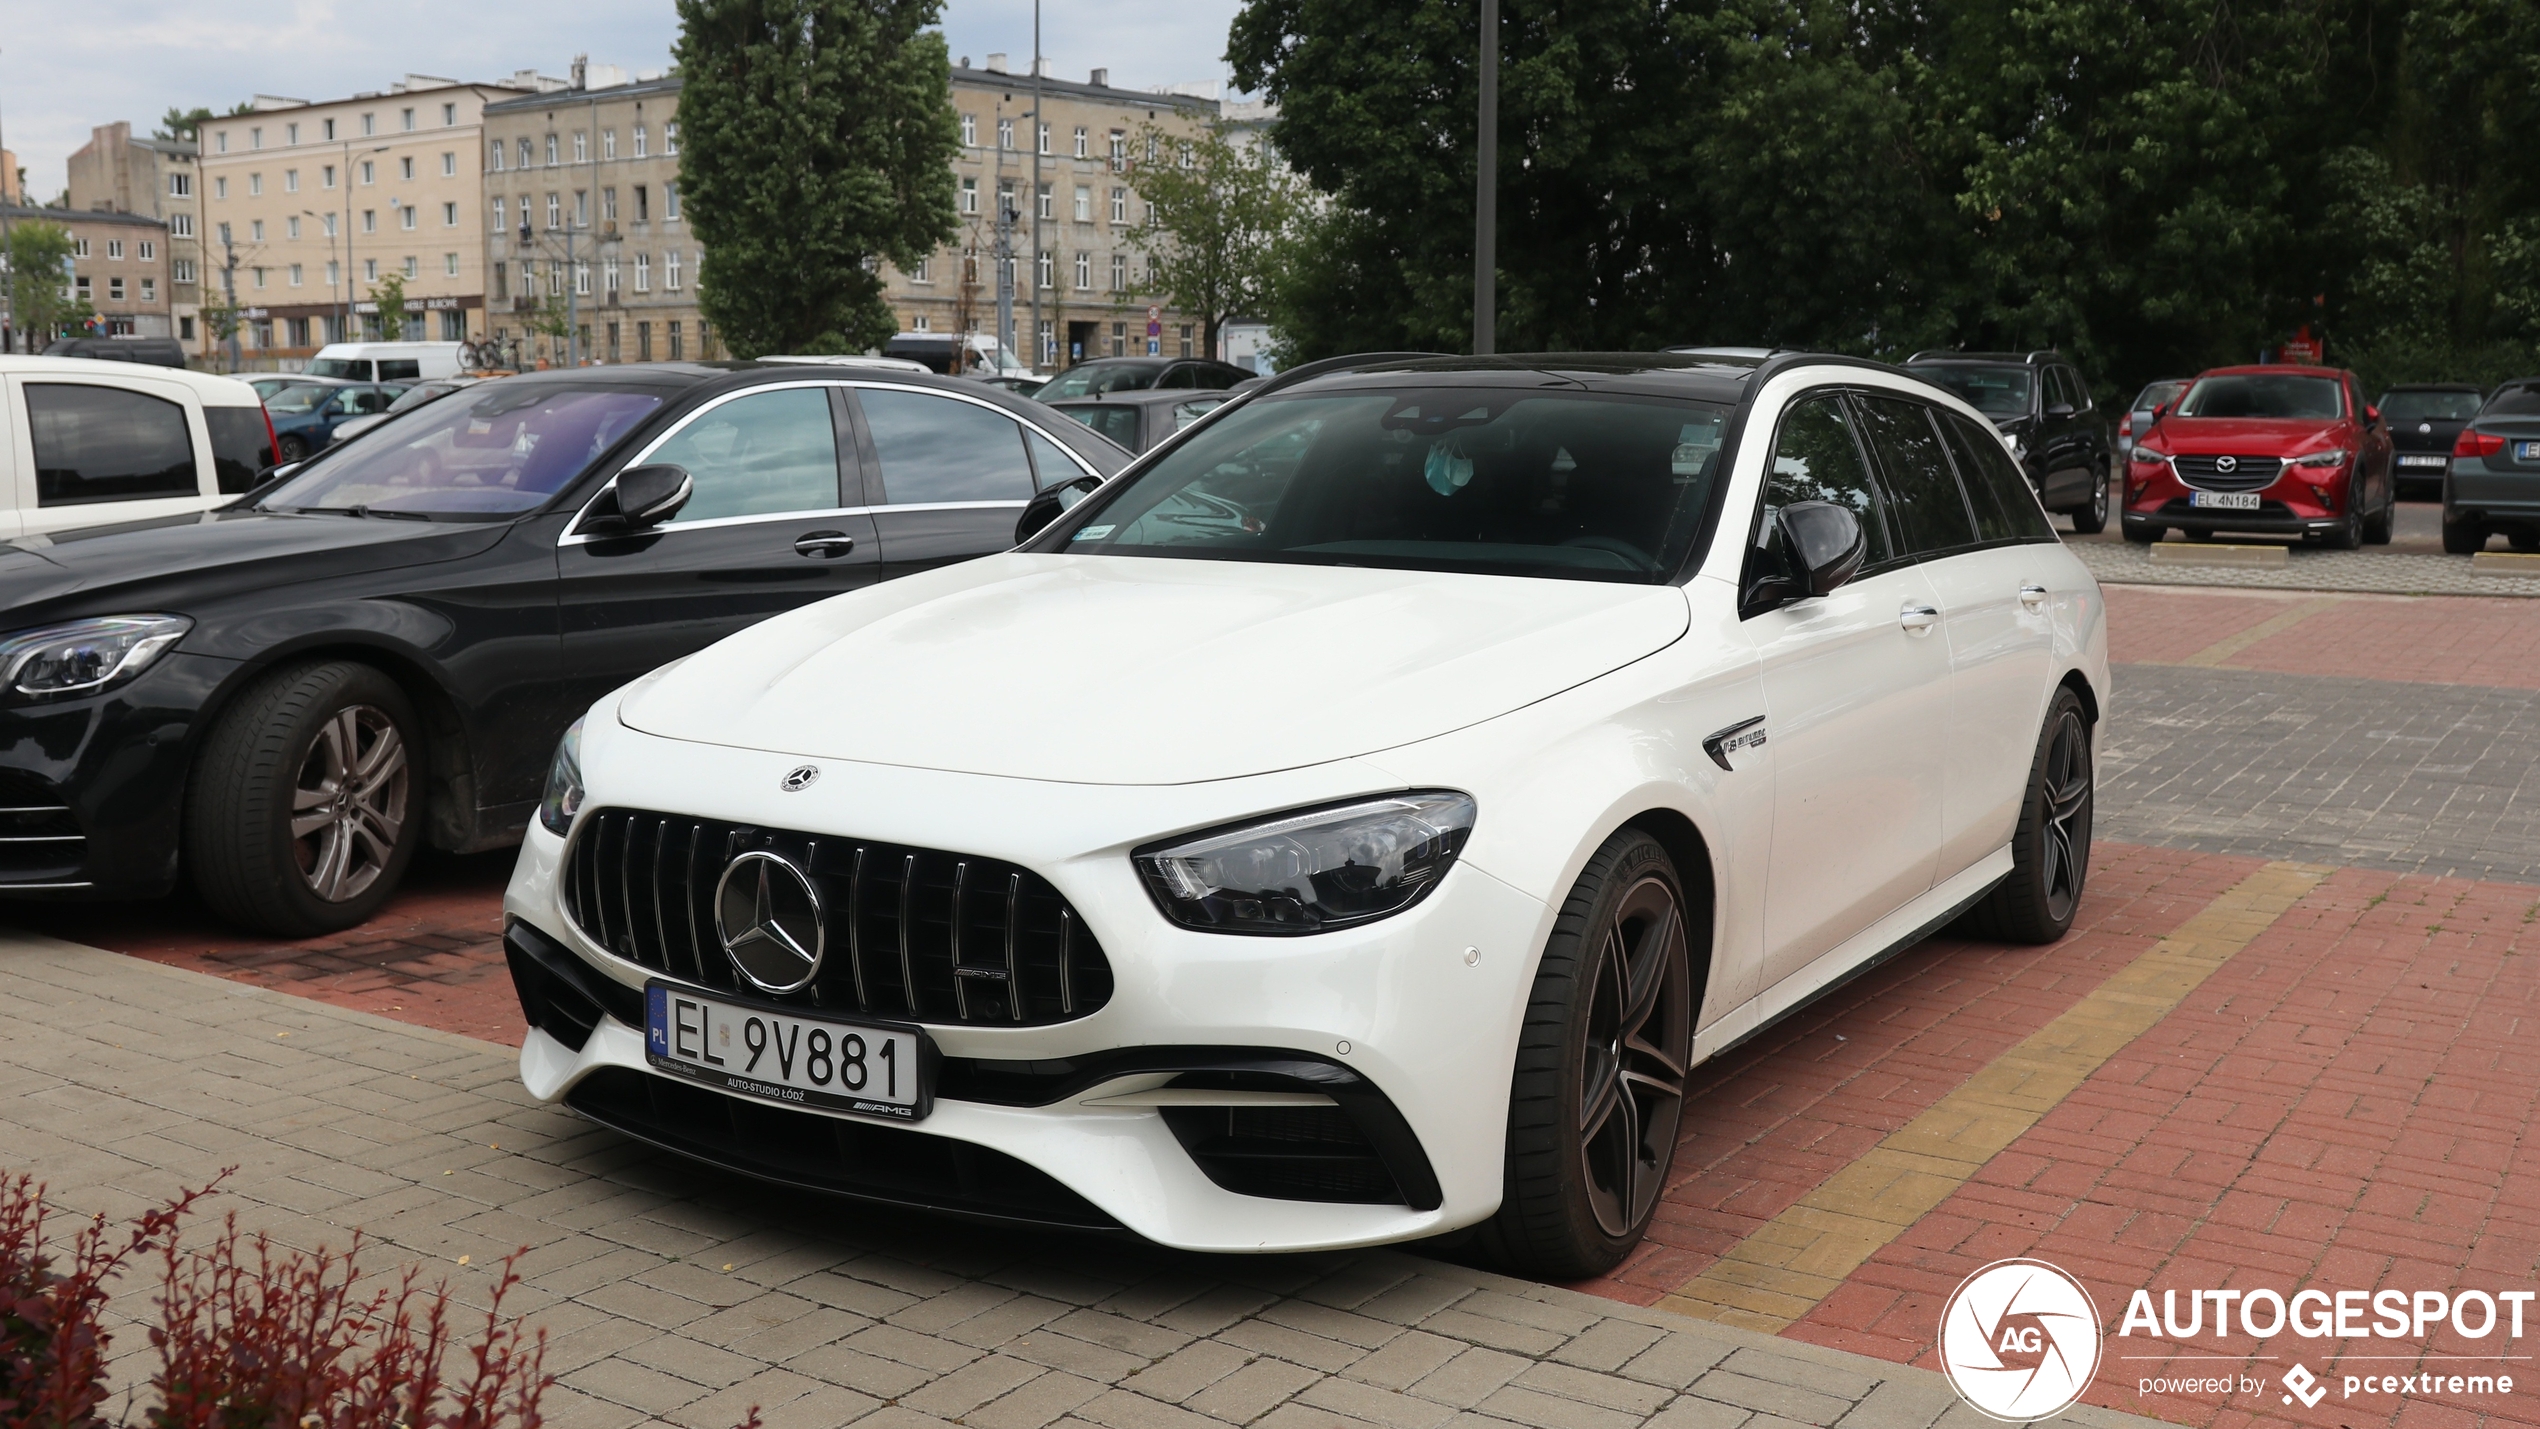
[305,341,467,383]
[0,357,274,539]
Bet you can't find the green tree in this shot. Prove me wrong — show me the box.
[522,289,574,362]
[674,0,961,357]
[6,221,83,341]
[1124,121,1309,357]
[368,271,411,341]
[157,106,216,142]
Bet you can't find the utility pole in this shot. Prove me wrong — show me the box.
[994,101,1015,368]
[220,229,241,372]
[1472,0,1497,357]
[1030,0,1043,373]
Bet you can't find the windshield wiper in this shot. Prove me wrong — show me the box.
[264,504,432,521]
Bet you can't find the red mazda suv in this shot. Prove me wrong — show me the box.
[2121,365,2397,548]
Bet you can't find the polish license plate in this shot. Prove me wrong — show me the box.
[645,983,932,1121]
[2189,491,2262,510]
[2517,441,2540,462]
[2399,455,2447,467]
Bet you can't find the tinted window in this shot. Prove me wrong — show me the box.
[859,388,1036,502]
[266,383,339,415]
[648,388,843,523]
[307,358,371,380]
[1173,398,1226,429]
[256,382,663,515]
[1024,427,1088,488]
[1037,362,1165,399]
[2485,385,2540,417]
[1855,395,1977,555]
[1764,394,1891,568]
[204,407,274,493]
[1941,411,2056,543]
[1917,365,2032,419]
[2380,390,2483,422]
[26,383,198,507]
[1060,405,1142,451]
[2132,380,2189,414]
[1066,390,1729,582]
[2179,374,2343,419]
[379,359,422,381]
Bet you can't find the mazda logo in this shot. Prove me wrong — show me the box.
[2214,455,2238,473]
[780,764,820,792]
[714,851,825,994]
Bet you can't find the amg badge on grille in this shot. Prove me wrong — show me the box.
[714,851,826,994]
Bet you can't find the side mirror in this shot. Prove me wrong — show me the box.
[1741,501,1866,616]
[2151,401,2171,421]
[1016,473,1104,544]
[2045,401,2077,419]
[584,463,693,534]
[2365,405,2382,426]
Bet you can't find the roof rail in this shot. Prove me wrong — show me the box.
[1233,350,1455,401]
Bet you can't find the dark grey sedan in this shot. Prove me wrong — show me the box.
[1044,388,1235,454]
[2442,379,2540,553]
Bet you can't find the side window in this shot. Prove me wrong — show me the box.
[1157,365,1198,390]
[1023,427,1087,488]
[1762,393,1892,569]
[1942,411,2056,543]
[2064,368,2093,414]
[646,387,843,523]
[858,388,1037,503]
[1061,405,1141,451]
[204,407,275,494]
[379,360,422,381]
[25,383,199,506]
[1173,398,1225,429]
[1854,395,1977,556]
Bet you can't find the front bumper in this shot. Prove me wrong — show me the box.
[0,651,237,900]
[2123,498,2343,538]
[503,716,1552,1253]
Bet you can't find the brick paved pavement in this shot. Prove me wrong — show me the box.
[2070,540,2540,597]
[0,933,2154,1429]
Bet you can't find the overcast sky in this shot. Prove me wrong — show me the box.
[5,0,1244,199]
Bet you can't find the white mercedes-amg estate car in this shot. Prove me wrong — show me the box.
[503,351,2107,1276]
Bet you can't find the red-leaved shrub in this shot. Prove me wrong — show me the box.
[0,1172,208,1429]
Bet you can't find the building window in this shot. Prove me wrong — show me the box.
[287,217,301,239]
[443,201,457,226]
[249,221,263,242]
[365,258,379,281]
[171,214,194,238]
[492,197,506,230]
[961,177,977,214]
[362,112,376,136]
[287,122,300,144]
[109,276,126,301]
[634,186,649,222]
[446,252,460,276]
[250,267,265,289]
[575,261,590,295]
[635,253,650,291]
[402,107,416,131]
[1111,187,1127,223]
[604,256,619,291]
[665,250,682,290]
[248,172,263,196]
[663,122,678,154]
[490,139,505,172]
[1179,324,1193,357]
[574,131,588,163]
[1073,186,1091,222]
[997,117,1013,150]
[323,118,337,141]
[217,222,230,244]
[1037,249,1052,289]
[1146,134,1160,162]
[181,316,195,340]
[214,177,227,200]
[667,320,683,359]
[1073,126,1088,158]
[251,126,263,149]
[1037,183,1052,220]
[1111,321,1126,356]
[442,151,456,177]
[603,187,618,222]
[401,156,415,181]
[361,160,375,184]
[443,102,457,125]
[285,168,299,192]
[325,260,338,286]
[961,113,976,146]
[404,256,419,279]
[1037,122,1050,155]
[1074,251,1090,289]
[215,130,229,153]
[288,264,302,287]
[322,164,336,189]
[603,128,616,160]
[362,210,376,234]
[493,262,508,300]
[637,321,652,360]
[518,138,532,168]
[1039,318,1054,363]
[575,191,589,226]
[664,182,680,221]
[107,239,124,260]
[546,194,560,228]
[142,278,156,302]
[174,259,196,283]
[401,205,418,231]
[545,134,558,166]
[633,124,647,157]
[1111,253,1126,291]
[140,240,155,262]
[169,172,192,198]
[912,256,932,284]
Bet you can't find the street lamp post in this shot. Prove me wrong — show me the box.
[1473,0,1498,357]
[1030,0,1043,373]
[343,142,387,341]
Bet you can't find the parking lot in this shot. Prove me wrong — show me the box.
[6,501,2539,1429]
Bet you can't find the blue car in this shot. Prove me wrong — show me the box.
[263,380,409,462]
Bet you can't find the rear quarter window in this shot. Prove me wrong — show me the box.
[25,383,200,506]
[204,406,275,492]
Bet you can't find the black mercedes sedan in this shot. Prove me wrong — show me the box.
[0,362,1125,935]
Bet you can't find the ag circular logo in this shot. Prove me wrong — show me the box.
[714,851,826,994]
[1937,1259,2101,1422]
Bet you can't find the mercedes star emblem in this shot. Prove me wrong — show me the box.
[781,764,820,792]
[2214,455,2238,473]
[714,851,825,994]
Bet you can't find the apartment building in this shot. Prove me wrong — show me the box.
[0,203,174,341]
[481,65,705,365]
[923,60,1216,367]
[66,122,203,345]
[197,75,544,361]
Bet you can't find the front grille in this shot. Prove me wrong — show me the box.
[0,770,84,882]
[2173,454,2283,492]
[1163,1104,1406,1204]
[561,808,1113,1027]
[566,1066,1121,1230]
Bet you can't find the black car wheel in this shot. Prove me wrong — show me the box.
[276,433,310,463]
[186,661,422,936]
[2123,522,2162,545]
[2321,507,2363,550]
[1486,829,1696,1278]
[2068,467,2110,535]
[2363,493,2394,545]
[2442,511,2485,555]
[1960,687,2093,945]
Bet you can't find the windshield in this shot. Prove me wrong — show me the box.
[1060,389,1730,583]
[2380,390,2483,422]
[1919,365,2032,418]
[1039,362,1164,399]
[254,382,663,516]
[2133,380,2189,413]
[2179,374,2344,419]
[265,383,339,414]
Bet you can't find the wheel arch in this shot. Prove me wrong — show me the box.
[2058,667,2100,730]
[1614,806,1719,1022]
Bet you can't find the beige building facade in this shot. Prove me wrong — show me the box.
[198,76,539,363]
[0,203,175,343]
[65,122,202,345]
[481,70,708,366]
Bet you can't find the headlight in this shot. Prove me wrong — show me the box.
[0,615,192,700]
[538,717,585,836]
[2130,446,2169,466]
[1134,791,1477,935]
[2292,448,2354,467]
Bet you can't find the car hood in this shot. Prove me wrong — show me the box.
[2145,417,2348,454]
[619,553,1694,785]
[0,508,512,625]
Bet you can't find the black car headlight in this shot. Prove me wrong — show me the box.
[538,717,585,836]
[0,615,192,701]
[1134,791,1477,935]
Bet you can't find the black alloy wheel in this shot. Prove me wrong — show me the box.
[277,433,310,463]
[2069,466,2110,535]
[1487,830,1697,1278]
[1961,687,2094,944]
[187,661,424,936]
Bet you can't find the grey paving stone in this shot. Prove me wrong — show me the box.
[1299,1374,1464,1429]
[1185,1356,1327,1426]
[1549,1321,1669,1374]
[1408,1347,1535,1410]
[1684,1372,1854,1426]
[1510,1361,1673,1416]
[1474,1383,1645,1429]
[972,1370,1112,1429]
[1344,1329,1466,1391]
[2071,539,2540,597]
[1644,1397,1752,1429]
[903,1352,1050,1418]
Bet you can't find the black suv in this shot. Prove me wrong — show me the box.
[1906,350,2112,533]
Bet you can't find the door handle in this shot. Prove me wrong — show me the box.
[1899,603,1939,634]
[793,531,856,558]
[2019,584,2049,609]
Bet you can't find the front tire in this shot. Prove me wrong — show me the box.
[2068,467,2110,535]
[186,661,422,936]
[2321,508,2363,550]
[1485,830,1697,1279]
[2363,492,2394,545]
[276,433,310,463]
[1960,688,2093,945]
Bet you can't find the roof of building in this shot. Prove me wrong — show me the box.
[0,203,169,230]
[484,72,685,115]
[949,66,1219,111]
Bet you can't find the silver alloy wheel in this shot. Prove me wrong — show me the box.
[1577,875,1693,1238]
[2090,472,2110,523]
[2039,706,2093,924]
[289,704,409,903]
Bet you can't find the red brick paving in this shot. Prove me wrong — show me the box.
[2105,585,2540,689]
